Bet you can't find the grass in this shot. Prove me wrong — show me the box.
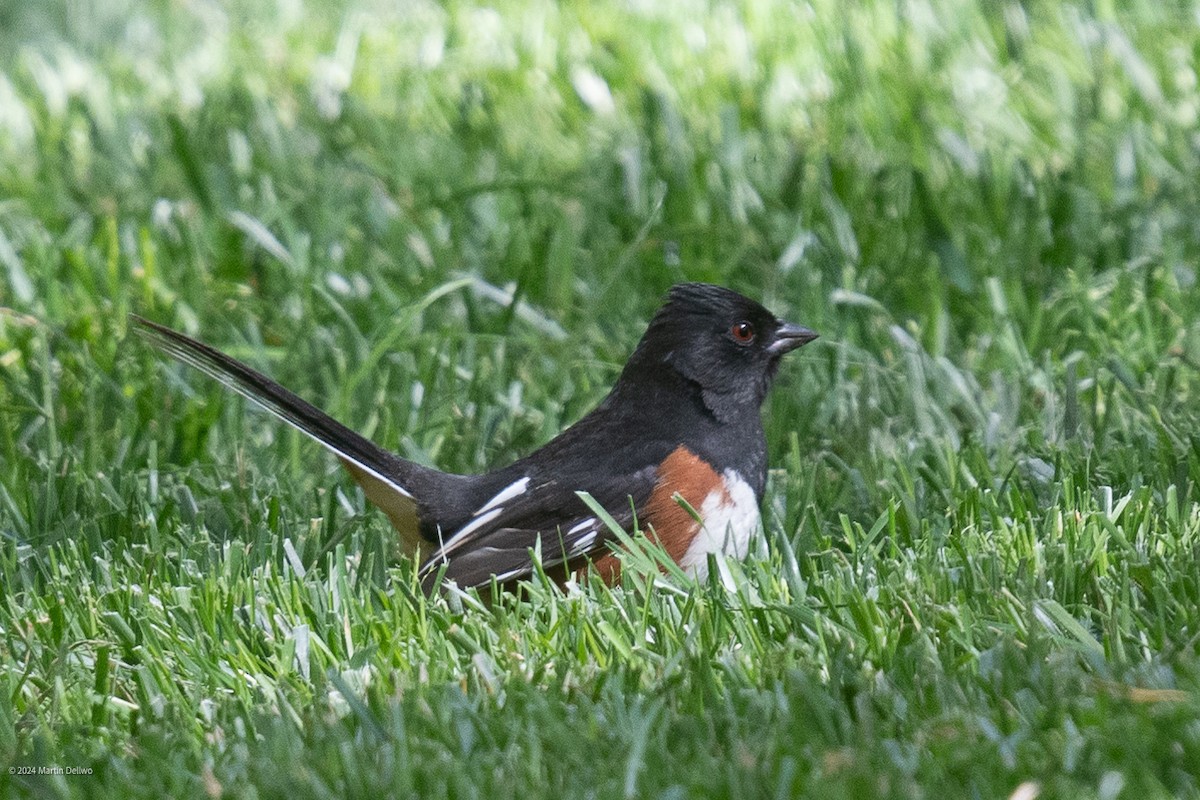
[2,0,1200,797]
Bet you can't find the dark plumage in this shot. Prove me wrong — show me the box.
[132,283,817,589]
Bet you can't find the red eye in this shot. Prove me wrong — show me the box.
[731,321,755,344]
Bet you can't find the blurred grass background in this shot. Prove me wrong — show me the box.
[1,1,1199,797]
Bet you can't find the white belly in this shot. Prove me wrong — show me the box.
[678,470,760,580]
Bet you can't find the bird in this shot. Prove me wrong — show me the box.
[131,283,817,590]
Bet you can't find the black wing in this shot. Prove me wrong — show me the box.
[419,465,658,589]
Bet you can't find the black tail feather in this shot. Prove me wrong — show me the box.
[130,314,431,550]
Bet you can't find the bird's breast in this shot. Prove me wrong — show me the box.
[590,445,761,582]
[674,468,760,580]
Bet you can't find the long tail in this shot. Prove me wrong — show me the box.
[130,314,428,551]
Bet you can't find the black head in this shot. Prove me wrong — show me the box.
[622,283,817,423]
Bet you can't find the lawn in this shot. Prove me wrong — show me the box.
[2,0,1199,797]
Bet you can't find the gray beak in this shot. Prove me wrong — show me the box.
[767,322,819,355]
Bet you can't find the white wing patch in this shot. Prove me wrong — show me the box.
[566,517,599,555]
[432,507,504,560]
[679,470,760,580]
[432,513,603,584]
[477,477,530,514]
[424,476,532,564]
[568,518,596,535]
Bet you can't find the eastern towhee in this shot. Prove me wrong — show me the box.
[132,283,817,589]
